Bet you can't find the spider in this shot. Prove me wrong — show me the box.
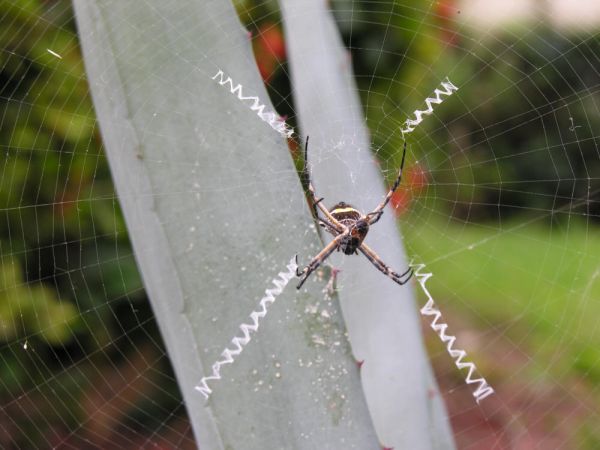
[296,136,414,289]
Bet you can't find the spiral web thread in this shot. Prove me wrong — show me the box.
[413,263,495,404]
[401,78,458,134]
[212,69,295,138]
[195,257,298,399]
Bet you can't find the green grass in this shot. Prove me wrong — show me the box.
[405,217,600,382]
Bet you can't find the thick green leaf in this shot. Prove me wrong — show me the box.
[281,1,455,448]
[73,0,380,448]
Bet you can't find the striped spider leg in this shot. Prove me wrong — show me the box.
[296,232,349,290]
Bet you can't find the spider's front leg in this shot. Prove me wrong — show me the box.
[319,218,343,237]
[303,136,345,233]
[366,137,408,225]
[313,198,343,236]
[296,233,346,289]
[366,210,384,225]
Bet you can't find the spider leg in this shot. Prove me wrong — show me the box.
[303,136,345,233]
[296,233,347,289]
[366,210,383,225]
[314,203,343,236]
[317,209,344,238]
[367,137,408,225]
[309,182,344,232]
[358,243,413,285]
[308,195,341,235]
[320,220,342,237]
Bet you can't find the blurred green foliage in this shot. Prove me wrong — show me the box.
[0,256,77,344]
[348,12,600,222]
[0,0,116,246]
[408,219,600,369]
[245,0,600,224]
[0,1,184,446]
[1,0,108,341]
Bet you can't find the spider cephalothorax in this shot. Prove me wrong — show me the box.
[296,136,413,289]
[330,202,369,255]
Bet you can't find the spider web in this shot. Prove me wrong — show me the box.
[1,0,600,448]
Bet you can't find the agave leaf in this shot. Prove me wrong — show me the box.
[280,1,455,448]
[73,0,381,448]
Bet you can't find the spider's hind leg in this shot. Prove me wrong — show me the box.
[294,254,304,277]
[296,233,346,289]
[358,243,414,286]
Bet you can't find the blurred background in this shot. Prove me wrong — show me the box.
[1,0,599,448]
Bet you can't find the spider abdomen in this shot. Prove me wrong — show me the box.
[330,201,361,225]
[330,202,369,254]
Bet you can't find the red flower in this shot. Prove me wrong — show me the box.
[253,23,286,82]
[390,163,428,216]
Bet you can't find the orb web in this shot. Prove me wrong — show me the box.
[1,0,599,448]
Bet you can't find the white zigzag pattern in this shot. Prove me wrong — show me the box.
[401,78,458,134]
[195,257,297,399]
[413,263,494,404]
[212,70,294,138]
